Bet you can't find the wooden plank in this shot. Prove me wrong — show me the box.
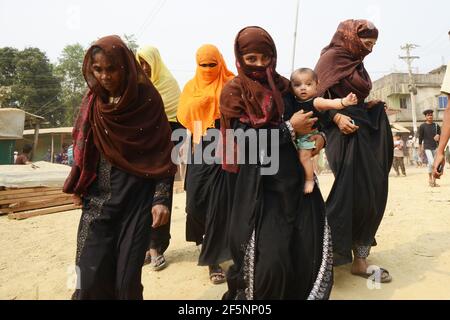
[10,199,73,213]
[8,204,81,220]
[0,190,65,204]
[0,208,13,215]
[173,180,185,194]
[0,187,60,197]
[0,189,62,200]
[8,194,72,208]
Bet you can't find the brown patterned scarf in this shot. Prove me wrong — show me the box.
[315,19,378,100]
[64,35,176,195]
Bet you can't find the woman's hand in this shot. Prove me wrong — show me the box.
[310,134,325,156]
[72,194,82,206]
[151,204,170,228]
[333,113,359,135]
[290,110,318,135]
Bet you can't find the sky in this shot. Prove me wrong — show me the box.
[1,0,449,87]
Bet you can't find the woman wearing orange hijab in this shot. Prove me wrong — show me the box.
[178,44,235,284]
[178,44,234,144]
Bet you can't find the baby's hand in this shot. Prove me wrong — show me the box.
[342,92,358,107]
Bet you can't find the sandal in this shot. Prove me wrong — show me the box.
[209,265,226,285]
[352,267,392,283]
[150,254,167,271]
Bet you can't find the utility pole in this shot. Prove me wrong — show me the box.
[291,0,300,73]
[399,44,420,136]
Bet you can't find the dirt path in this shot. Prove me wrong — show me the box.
[1,166,450,299]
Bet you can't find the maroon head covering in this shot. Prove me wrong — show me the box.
[63,35,176,195]
[221,26,289,128]
[315,19,379,101]
[219,26,290,172]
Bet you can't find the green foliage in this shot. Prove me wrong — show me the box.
[123,34,139,54]
[1,47,63,126]
[55,43,86,126]
[0,47,18,86]
[0,47,19,106]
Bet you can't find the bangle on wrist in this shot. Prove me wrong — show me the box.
[333,113,341,122]
[341,98,346,107]
[285,120,298,149]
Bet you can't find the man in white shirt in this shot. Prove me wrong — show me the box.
[433,62,450,178]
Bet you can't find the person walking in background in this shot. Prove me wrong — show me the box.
[56,143,69,165]
[419,109,441,187]
[406,135,414,165]
[44,148,52,162]
[393,133,406,176]
[413,135,423,167]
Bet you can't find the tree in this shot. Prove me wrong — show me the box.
[123,34,139,54]
[55,43,86,126]
[10,48,63,126]
[0,47,18,86]
[0,47,18,106]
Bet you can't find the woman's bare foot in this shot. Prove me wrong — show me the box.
[351,257,392,283]
[149,248,158,258]
[144,248,160,265]
[304,180,315,194]
[350,257,369,275]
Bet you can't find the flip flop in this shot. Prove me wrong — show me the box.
[352,267,392,283]
[209,265,226,285]
[150,255,167,271]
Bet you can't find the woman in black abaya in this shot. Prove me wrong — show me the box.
[221,26,333,300]
[314,20,393,282]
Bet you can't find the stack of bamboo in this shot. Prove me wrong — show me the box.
[173,180,185,194]
[0,186,80,220]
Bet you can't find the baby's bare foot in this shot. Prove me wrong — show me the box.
[304,180,315,194]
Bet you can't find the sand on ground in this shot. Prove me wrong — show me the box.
[1,165,450,300]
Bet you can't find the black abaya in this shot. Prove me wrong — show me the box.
[223,117,333,300]
[324,102,393,265]
[73,156,166,300]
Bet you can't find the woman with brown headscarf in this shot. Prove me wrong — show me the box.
[220,26,333,300]
[177,44,236,284]
[63,35,176,299]
[315,20,393,282]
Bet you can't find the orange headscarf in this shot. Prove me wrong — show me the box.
[177,44,234,144]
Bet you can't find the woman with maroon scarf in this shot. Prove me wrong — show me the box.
[63,35,176,299]
[220,26,333,300]
[315,20,393,282]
